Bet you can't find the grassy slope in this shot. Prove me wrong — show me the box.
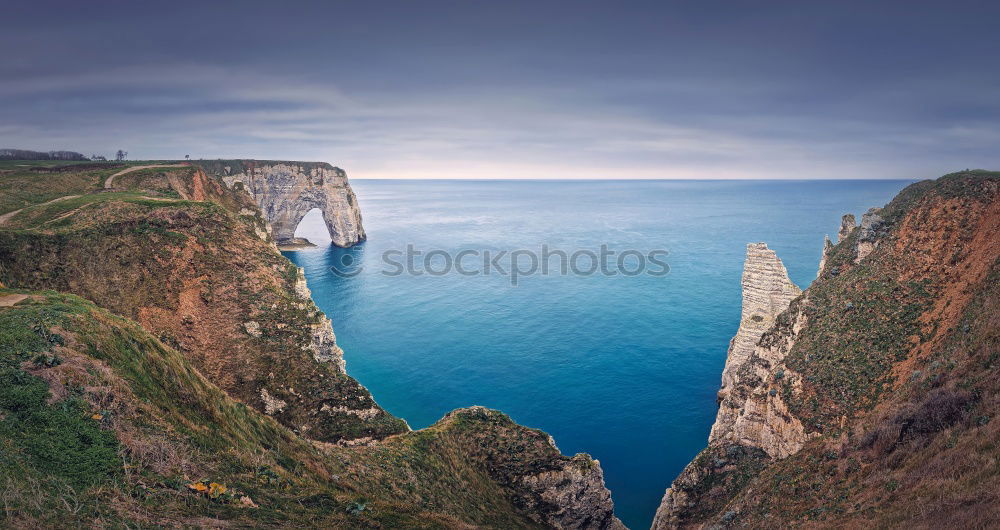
[0,289,334,527]
[0,161,619,527]
[0,290,557,527]
[0,160,244,213]
[667,171,1000,528]
[0,164,116,214]
[0,179,407,443]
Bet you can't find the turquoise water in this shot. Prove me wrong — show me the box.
[284,179,911,528]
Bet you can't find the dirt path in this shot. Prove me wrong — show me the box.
[0,194,82,226]
[0,294,30,307]
[104,164,188,189]
[0,163,190,227]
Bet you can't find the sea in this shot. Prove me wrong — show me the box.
[284,179,912,528]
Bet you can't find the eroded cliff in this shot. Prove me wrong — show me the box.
[196,160,366,247]
[0,165,402,444]
[714,242,801,429]
[0,160,624,528]
[0,290,624,527]
[655,171,1000,528]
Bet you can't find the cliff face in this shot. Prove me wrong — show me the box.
[0,290,624,527]
[373,407,626,530]
[0,161,623,528]
[714,243,801,424]
[0,165,402,444]
[655,171,1000,528]
[196,160,366,247]
[655,243,805,528]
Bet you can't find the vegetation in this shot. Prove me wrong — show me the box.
[0,290,593,527]
[0,183,407,443]
[667,171,1000,527]
[0,149,88,161]
[0,159,614,527]
[0,164,118,214]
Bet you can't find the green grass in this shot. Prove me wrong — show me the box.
[0,160,207,214]
[0,290,345,525]
[112,166,196,198]
[0,292,120,489]
[0,290,582,527]
[0,166,116,215]
[0,371,120,488]
[2,192,204,229]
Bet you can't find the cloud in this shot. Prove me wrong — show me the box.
[1,62,998,179]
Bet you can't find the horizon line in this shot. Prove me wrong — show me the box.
[348,177,922,181]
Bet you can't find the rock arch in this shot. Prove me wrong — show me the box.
[200,160,366,247]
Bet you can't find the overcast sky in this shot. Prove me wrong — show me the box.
[2,1,998,179]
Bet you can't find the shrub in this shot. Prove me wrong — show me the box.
[897,387,972,438]
[860,387,972,455]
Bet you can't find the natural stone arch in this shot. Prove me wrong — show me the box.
[199,160,366,247]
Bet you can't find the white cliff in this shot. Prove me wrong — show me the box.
[716,243,801,401]
[654,242,807,529]
[817,235,833,277]
[199,160,366,247]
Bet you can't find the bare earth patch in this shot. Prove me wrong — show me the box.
[0,293,31,306]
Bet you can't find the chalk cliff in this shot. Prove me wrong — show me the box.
[715,243,801,407]
[0,160,624,528]
[197,160,366,247]
[654,243,806,528]
[709,242,807,456]
[654,171,1000,528]
[817,235,833,277]
[854,207,884,263]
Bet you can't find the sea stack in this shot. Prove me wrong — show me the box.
[716,243,801,398]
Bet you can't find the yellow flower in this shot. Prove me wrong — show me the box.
[91,413,103,420]
[188,482,209,492]
[209,482,227,497]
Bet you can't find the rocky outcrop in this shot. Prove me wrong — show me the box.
[434,407,626,530]
[818,213,856,276]
[708,242,809,455]
[655,243,806,529]
[837,213,856,243]
[651,444,769,529]
[520,454,626,530]
[854,207,884,262]
[293,266,348,371]
[709,304,812,457]
[716,243,801,401]
[198,160,366,247]
[817,235,833,277]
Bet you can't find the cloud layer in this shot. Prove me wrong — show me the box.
[2,1,998,179]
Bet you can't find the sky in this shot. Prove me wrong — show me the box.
[1,1,998,179]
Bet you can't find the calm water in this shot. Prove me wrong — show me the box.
[284,179,910,528]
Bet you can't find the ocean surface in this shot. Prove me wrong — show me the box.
[284,179,912,528]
